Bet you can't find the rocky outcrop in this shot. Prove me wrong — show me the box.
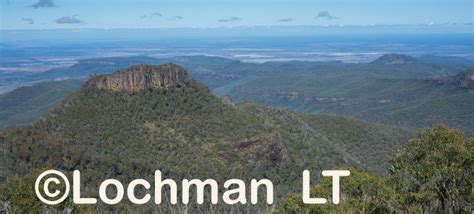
[457,69,474,88]
[87,64,190,92]
[372,54,418,65]
[427,68,474,89]
[221,95,233,105]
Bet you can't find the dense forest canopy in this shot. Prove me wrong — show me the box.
[0,63,471,213]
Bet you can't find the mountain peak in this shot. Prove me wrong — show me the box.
[372,54,418,65]
[85,64,190,92]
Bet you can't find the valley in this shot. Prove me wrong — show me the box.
[0,63,470,213]
[1,54,472,135]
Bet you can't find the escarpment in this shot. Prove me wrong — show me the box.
[86,64,190,92]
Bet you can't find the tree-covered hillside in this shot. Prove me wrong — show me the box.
[0,64,412,212]
[226,66,474,135]
[0,79,83,130]
[278,125,472,213]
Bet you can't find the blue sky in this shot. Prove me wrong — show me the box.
[0,0,473,30]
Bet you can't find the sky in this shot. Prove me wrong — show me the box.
[0,0,473,30]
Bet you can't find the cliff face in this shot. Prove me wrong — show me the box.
[429,68,474,89]
[88,64,190,92]
[458,69,474,88]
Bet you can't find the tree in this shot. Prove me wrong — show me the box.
[276,169,395,213]
[0,169,93,213]
[389,125,473,213]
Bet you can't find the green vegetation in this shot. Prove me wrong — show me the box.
[0,63,471,212]
[277,169,395,213]
[0,65,413,212]
[277,125,473,213]
[4,55,472,136]
[224,62,474,135]
[389,125,472,213]
[0,79,83,130]
[0,169,92,213]
[417,54,474,70]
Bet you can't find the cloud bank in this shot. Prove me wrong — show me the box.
[218,16,242,22]
[56,15,82,24]
[30,0,54,8]
[279,18,295,22]
[140,12,162,19]
[21,18,35,24]
[315,11,337,20]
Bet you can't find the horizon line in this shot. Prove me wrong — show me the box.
[2,23,473,32]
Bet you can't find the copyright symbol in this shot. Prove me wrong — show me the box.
[34,170,70,205]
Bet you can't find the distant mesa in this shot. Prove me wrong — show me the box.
[372,53,419,65]
[85,64,190,92]
[456,68,474,88]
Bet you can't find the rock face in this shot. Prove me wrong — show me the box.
[372,54,418,65]
[428,68,474,89]
[88,64,190,92]
[221,95,233,105]
[457,69,474,88]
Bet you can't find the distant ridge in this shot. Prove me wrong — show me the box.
[372,53,419,65]
[0,79,83,130]
[418,54,474,67]
[84,64,190,92]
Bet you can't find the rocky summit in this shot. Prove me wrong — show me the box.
[86,64,190,92]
